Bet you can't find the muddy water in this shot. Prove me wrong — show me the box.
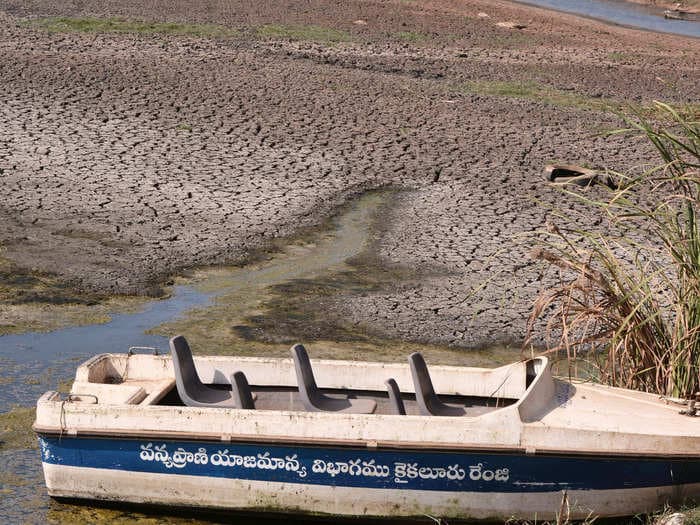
[0,192,381,413]
[516,0,700,37]
[0,191,517,524]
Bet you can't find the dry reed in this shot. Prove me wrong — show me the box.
[526,102,700,398]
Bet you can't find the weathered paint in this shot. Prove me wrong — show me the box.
[39,459,700,520]
[33,353,700,519]
[39,435,700,492]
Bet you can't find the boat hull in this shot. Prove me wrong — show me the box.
[38,434,700,520]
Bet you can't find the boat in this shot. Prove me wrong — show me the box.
[34,335,700,521]
[664,9,699,21]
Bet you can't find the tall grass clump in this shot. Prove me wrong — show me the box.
[527,102,700,398]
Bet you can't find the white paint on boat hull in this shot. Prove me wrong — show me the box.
[42,463,700,520]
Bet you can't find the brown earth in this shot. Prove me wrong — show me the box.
[0,0,698,348]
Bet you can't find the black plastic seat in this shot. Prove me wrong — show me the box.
[231,371,255,409]
[170,335,241,408]
[385,378,406,415]
[408,352,466,416]
[291,344,376,414]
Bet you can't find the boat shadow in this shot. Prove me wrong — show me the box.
[47,496,652,524]
[49,497,455,524]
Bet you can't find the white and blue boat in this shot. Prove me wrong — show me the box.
[34,336,700,521]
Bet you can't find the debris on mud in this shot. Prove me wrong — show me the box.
[496,21,527,29]
[545,164,619,190]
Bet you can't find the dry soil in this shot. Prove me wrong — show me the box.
[1,0,698,347]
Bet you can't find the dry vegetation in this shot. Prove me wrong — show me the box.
[528,103,700,398]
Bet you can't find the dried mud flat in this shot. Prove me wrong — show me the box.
[0,0,699,348]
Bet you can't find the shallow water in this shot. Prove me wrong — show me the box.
[0,193,383,413]
[0,196,378,523]
[516,0,700,37]
[0,286,212,413]
[1,191,513,523]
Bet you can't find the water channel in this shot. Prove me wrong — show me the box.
[516,0,700,38]
[0,191,517,524]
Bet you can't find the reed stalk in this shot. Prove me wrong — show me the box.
[526,102,700,398]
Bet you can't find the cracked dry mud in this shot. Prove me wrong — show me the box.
[1,0,699,348]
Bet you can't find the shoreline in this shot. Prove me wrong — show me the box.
[510,0,700,39]
[629,0,700,13]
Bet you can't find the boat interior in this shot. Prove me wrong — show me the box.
[65,335,543,418]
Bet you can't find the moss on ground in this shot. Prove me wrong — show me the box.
[26,17,239,38]
[0,407,37,451]
[256,24,352,43]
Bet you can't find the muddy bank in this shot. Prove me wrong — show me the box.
[0,0,698,348]
[629,0,700,13]
[0,190,522,524]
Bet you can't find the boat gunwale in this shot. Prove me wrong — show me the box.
[76,352,532,389]
[33,355,545,445]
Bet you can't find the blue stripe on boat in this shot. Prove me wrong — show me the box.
[38,436,700,493]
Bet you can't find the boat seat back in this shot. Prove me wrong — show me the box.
[409,352,466,417]
[291,344,376,414]
[169,335,239,408]
[384,378,406,415]
[231,371,255,410]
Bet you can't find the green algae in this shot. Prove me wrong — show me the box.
[150,191,519,366]
[26,17,239,38]
[0,407,37,451]
[0,249,150,336]
[0,295,151,336]
[0,470,28,496]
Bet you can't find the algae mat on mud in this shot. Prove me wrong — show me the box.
[150,191,520,366]
[0,191,519,523]
[0,248,152,336]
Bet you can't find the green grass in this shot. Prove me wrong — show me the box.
[256,24,352,43]
[459,80,615,111]
[27,17,357,43]
[459,80,700,117]
[607,51,631,62]
[26,17,239,38]
[394,31,427,42]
